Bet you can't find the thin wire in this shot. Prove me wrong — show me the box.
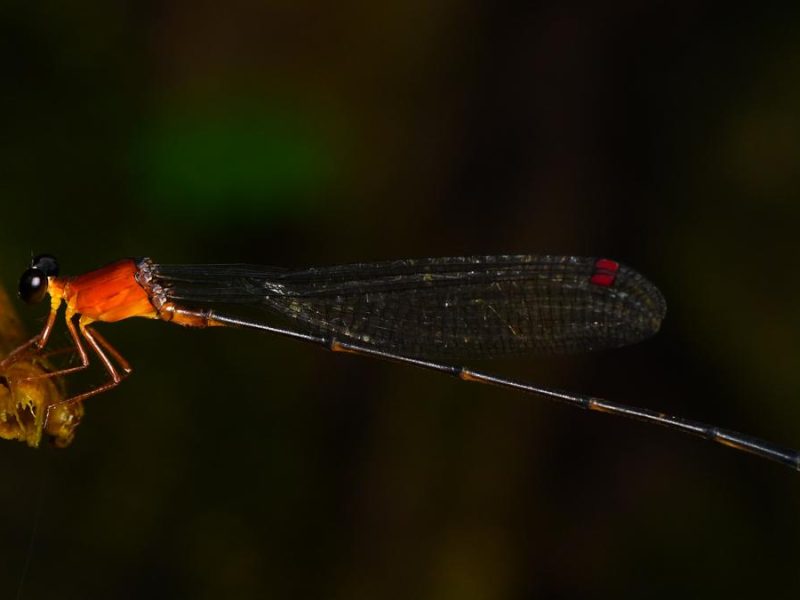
[15,455,50,600]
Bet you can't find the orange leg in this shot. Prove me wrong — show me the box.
[79,323,123,384]
[87,326,132,375]
[0,298,61,370]
[19,309,132,409]
[33,345,83,362]
[44,319,132,420]
[19,311,91,382]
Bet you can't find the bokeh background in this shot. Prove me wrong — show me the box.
[2,1,800,598]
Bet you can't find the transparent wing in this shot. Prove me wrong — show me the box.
[151,255,666,359]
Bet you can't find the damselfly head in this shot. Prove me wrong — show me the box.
[18,254,59,304]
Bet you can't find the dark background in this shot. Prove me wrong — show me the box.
[2,1,799,598]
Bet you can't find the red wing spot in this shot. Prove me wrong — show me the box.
[590,258,620,287]
[590,272,616,287]
[595,258,619,272]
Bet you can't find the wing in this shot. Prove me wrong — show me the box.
[151,255,666,359]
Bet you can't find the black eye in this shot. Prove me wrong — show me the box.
[19,268,49,304]
[31,254,59,277]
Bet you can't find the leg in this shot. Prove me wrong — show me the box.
[87,326,133,375]
[28,318,132,380]
[44,321,130,419]
[36,345,84,361]
[19,311,91,382]
[79,323,124,384]
[0,297,61,369]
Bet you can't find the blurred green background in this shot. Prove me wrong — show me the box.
[2,1,800,598]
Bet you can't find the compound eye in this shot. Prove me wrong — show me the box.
[19,268,49,304]
[31,254,59,277]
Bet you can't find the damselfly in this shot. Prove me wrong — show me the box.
[3,253,797,470]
